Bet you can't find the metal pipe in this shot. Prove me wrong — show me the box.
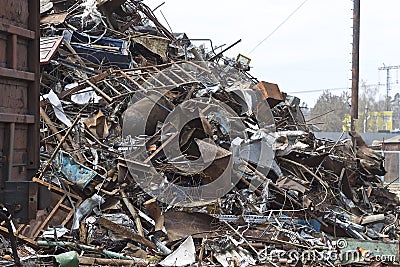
[37,241,146,264]
[209,39,242,61]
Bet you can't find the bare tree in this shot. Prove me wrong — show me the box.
[357,81,387,132]
[310,90,350,132]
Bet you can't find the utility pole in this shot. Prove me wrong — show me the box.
[378,64,400,111]
[351,0,360,133]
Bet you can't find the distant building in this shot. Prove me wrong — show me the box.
[392,93,400,130]
[342,115,351,132]
[343,111,393,132]
[369,111,393,132]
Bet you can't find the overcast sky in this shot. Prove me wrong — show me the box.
[145,0,400,107]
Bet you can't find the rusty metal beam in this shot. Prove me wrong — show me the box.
[27,0,40,173]
[0,67,35,81]
[0,19,35,39]
[0,113,35,124]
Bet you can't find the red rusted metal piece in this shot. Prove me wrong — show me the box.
[255,81,285,108]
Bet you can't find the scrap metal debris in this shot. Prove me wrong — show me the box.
[1,1,400,266]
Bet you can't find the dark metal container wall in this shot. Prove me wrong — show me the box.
[0,1,40,222]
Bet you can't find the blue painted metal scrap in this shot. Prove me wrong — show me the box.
[53,151,98,189]
[63,30,131,69]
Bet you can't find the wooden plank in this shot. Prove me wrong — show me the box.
[32,195,66,238]
[7,34,17,69]
[31,178,82,234]
[61,206,76,226]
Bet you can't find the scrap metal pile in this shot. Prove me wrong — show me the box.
[1,0,400,266]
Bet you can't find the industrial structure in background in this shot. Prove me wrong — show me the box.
[379,64,400,112]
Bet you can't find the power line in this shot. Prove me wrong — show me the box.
[287,82,396,94]
[249,0,309,54]
[287,87,350,94]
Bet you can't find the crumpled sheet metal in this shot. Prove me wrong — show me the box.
[159,236,196,267]
[163,211,218,242]
[63,30,132,69]
[133,35,170,62]
[53,150,98,189]
[5,0,398,267]
[122,90,174,136]
[42,89,72,127]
